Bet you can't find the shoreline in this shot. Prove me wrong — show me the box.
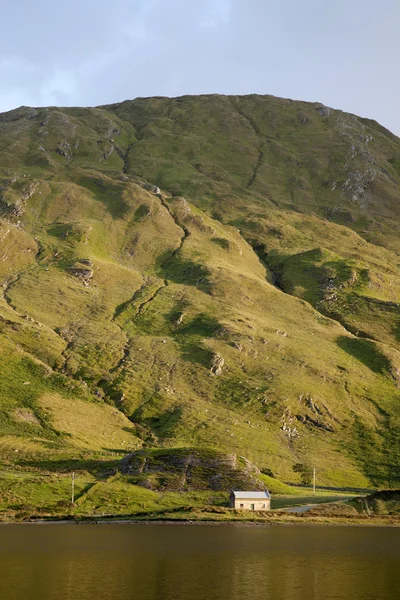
[1,516,399,527]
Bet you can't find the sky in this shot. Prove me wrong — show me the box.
[1,0,400,134]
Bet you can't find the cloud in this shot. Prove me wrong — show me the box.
[123,20,149,41]
[0,56,37,73]
[40,70,78,106]
[199,0,232,28]
[121,0,159,41]
[0,56,39,111]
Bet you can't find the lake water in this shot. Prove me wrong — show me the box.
[0,524,399,600]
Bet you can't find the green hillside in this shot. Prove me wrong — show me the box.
[1,94,400,515]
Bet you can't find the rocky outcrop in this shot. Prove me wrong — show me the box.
[0,179,38,220]
[68,263,93,285]
[210,352,224,375]
[122,447,267,492]
[56,141,72,160]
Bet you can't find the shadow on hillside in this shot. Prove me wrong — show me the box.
[212,237,231,250]
[393,320,400,342]
[132,406,183,439]
[178,340,215,367]
[77,176,130,219]
[352,418,400,488]
[336,336,392,374]
[263,248,358,305]
[157,251,212,292]
[169,312,222,337]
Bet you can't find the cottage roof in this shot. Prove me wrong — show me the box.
[231,491,271,499]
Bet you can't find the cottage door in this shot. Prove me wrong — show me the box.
[250,503,255,511]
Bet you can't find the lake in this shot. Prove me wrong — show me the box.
[0,524,399,600]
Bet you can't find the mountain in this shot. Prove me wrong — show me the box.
[1,94,400,515]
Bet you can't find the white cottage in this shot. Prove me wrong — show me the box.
[230,490,271,511]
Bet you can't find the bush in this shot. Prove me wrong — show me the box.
[261,468,275,478]
[293,463,313,485]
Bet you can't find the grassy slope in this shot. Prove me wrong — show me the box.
[0,95,400,518]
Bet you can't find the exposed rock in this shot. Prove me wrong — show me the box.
[108,126,120,138]
[79,258,93,267]
[184,213,216,234]
[0,180,38,219]
[68,266,93,285]
[341,168,377,204]
[305,396,323,415]
[298,113,309,125]
[12,408,40,425]
[56,141,72,160]
[281,422,299,439]
[296,414,334,432]
[174,196,191,214]
[122,448,267,492]
[101,144,115,161]
[210,352,224,375]
[322,403,340,423]
[315,104,332,118]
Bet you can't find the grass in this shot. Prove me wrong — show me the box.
[0,465,362,523]
[0,93,400,519]
[38,394,141,452]
[271,493,356,509]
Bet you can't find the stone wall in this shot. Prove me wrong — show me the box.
[232,499,270,511]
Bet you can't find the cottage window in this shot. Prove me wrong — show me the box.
[240,503,244,508]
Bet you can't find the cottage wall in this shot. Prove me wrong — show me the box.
[230,498,271,511]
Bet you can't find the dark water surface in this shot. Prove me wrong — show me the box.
[0,524,399,600]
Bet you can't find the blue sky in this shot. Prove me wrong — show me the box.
[1,0,399,134]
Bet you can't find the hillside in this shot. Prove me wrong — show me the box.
[1,94,400,511]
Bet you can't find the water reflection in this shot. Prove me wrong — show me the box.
[0,524,399,600]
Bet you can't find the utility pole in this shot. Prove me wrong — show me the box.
[71,472,75,504]
[313,467,316,496]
